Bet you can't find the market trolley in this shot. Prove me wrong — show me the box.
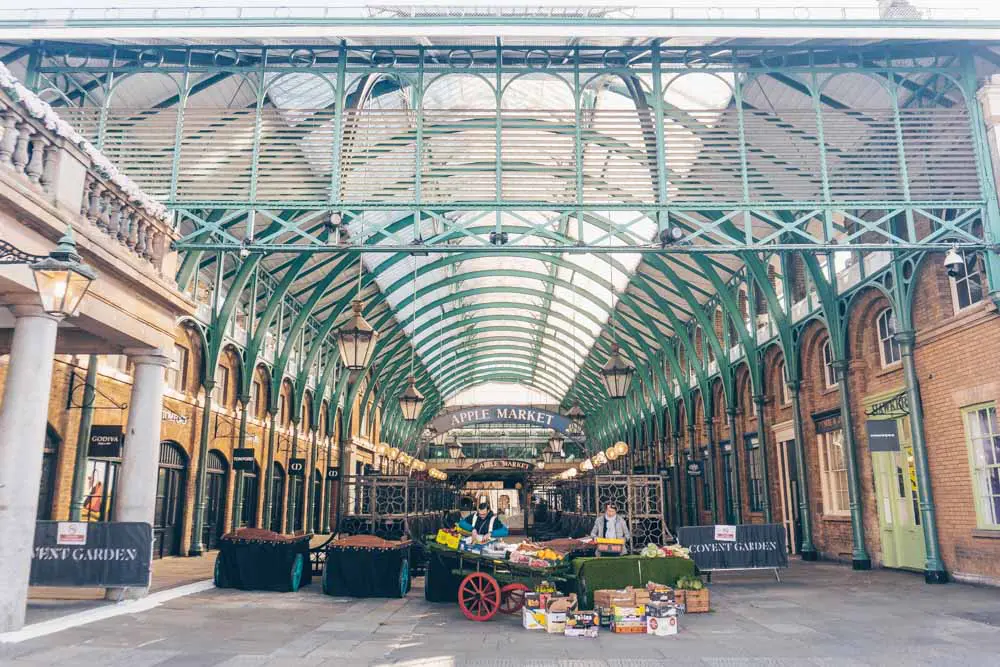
[424,540,577,622]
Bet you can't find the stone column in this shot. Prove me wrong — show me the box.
[106,350,170,600]
[0,306,61,632]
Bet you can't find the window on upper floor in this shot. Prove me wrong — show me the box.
[212,365,230,407]
[250,379,262,418]
[746,436,765,512]
[279,393,289,426]
[822,339,839,389]
[876,308,901,368]
[963,403,1000,530]
[778,362,790,406]
[950,250,985,314]
[166,344,188,393]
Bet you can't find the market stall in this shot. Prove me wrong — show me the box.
[320,535,412,598]
[213,529,313,592]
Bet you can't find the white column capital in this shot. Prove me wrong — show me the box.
[6,303,63,323]
[124,348,172,367]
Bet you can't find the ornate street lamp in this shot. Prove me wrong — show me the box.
[566,404,585,427]
[547,433,565,457]
[605,446,618,461]
[398,376,424,421]
[447,438,463,459]
[13,227,97,317]
[337,299,379,371]
[600,343,634,399]
[542,449,554,464]
[614,441,629,457]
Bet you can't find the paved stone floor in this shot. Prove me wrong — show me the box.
[4,559,1000,666]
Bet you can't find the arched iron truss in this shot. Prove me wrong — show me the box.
[13,38,1000,458]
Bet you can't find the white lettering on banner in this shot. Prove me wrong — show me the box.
[714,524,737,542]
[34,547,140,561]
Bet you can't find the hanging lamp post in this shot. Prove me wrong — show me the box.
[398,260,424,421]
[548,432,565,457]
[599,266,634,399]
[337,234,379,370]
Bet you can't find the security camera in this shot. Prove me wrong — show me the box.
[659,226,684,247]
[944,247,964,279]
[239,237,252,259]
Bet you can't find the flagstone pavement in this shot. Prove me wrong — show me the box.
[4,558,1000,666]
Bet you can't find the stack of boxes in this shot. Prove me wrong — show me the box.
[593,583,682,636]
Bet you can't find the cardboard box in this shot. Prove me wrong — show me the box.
[611,604,645,619]
[522,607,546,630]
[594,589,634,609]
[645,601,678,618]
[596,607,613,627]
[650,589,675,603]
[564,625,599,638]
[633,590,651,605]
[567,611,598,627]
[524,592,546,610]
[647,614,679,636]
[611,615,647,634]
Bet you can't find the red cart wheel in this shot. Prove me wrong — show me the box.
[458,572,501,622]
[498,583,529,614]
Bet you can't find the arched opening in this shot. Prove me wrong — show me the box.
[239,461,260,529]
[36,425,62,520]
[203,450,228,550]
[155,441,188,558]
[311,469,323,533]
[269,462,286,534]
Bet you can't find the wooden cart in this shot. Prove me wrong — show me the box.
[424,540,576,622]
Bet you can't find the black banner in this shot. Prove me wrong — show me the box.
[866,419,901,452]
[326,467,340,480]
[288,458,306,477]
[89,425,123,458]
[30,521,152,587]
[686,461,703,477]
[233,448,255,471]
[677,524,788,571]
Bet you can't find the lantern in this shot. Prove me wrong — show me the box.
[30,227,96,317]
[599,343,634,399]
[605,446,618,461]
[398,375,424,421]
[614,441,629,456]
[336,299,380,371]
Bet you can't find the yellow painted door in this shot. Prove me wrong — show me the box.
[871,419,926,571]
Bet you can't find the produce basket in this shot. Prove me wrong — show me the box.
[214,528,313,592]
[684,589,710,613]
[595,537,625,555]
[321,535,412,598]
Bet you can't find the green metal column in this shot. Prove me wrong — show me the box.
[704,420,719,524]
[671,431,683,530]
[322,435,333,533]
[686,424,697,525]
[726,408,743,525]
[896,331,947,583]
[231,395,249,531]
[787,380,817,560]
[286,419,300,533]
[69,355,98,521]
[752,395,773,523]
[189,380,215,555]
[262,411,277,530]
[306,428,319,532]
[831,361,871,570]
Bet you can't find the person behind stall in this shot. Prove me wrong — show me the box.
[459,497,509,543]
[590,502,631,549]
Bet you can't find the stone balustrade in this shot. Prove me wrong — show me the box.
[0,89,177,281]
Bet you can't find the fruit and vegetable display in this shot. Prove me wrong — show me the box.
[674,575,705,591]
[639,543,692,560]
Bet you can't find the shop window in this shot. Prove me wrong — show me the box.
[167,344,189,393]
[876,308,901,368]
[746,436,765,512]
[822,339,839,389]
[950,250,984,313]
[83,458,120,522]
[818,429,850,516]
[963,403,1000,530]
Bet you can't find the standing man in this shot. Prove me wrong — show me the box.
[591,502,631,546]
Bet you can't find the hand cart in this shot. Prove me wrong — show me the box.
[424,539,576,622]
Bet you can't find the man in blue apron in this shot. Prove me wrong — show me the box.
[459,497,509,543]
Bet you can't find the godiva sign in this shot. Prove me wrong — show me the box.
[428,405,572,434]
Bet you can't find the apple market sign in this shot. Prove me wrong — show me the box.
[429,405,572,435]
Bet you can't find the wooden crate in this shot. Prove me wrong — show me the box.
[684,589,710,613]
